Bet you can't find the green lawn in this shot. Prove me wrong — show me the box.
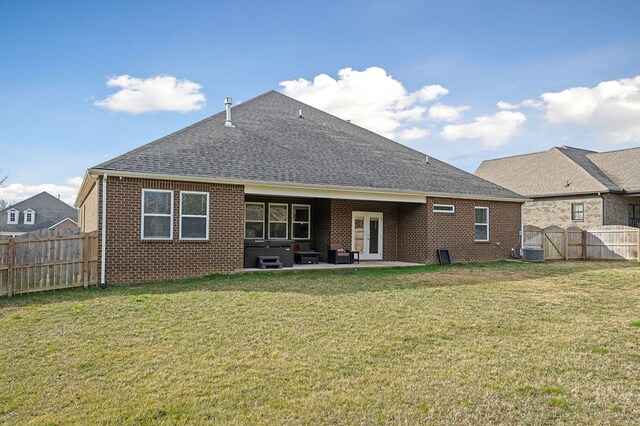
[1,261,639,425]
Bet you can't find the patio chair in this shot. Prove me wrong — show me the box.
[293,242,320,264]
[328,243,351,264]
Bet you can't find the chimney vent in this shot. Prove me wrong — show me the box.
[224,97,235,128]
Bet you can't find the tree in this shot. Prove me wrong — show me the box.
[0,199,7,210]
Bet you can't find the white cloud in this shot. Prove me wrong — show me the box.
[95,74,206,113]
[497,99,544,110]
[398,127,431,141]
[541,75,640,142]
[427,103,470,122]
[440,111,526,148]
[280,66,437,140]
[0,177,82,206]
[497,101,518,110]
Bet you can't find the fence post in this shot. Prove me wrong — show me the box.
[7,237,14,297]
[637,229,640,262]
[83,233,90,289]
[582,230,587,260]
[564,228,569,260]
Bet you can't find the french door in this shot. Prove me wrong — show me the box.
[352,212,383,260]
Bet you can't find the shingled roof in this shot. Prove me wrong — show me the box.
[88,91,523,201]
[0,192,78,234]
[475,145,640,197]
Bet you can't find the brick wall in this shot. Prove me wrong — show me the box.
[425,198,522,264]
[603,194,640,226]
[312,199,331,262]
[98,176,244,284]
[330,199,398,261]
[397,202,429,263]
[523,195,603,228]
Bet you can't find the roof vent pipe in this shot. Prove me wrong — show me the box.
[224,97,235,128]
[298,108,303,118]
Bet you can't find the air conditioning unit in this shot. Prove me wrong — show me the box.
[522,247,544,262]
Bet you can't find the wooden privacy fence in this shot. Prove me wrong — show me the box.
[523,225,640,261]
[0,230,99,297]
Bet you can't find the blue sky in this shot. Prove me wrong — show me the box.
[1,0,640,204]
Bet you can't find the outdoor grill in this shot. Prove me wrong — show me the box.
[244,239,294,268]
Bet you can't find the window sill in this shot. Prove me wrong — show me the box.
[474,240,491,244]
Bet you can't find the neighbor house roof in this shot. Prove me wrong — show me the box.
[79,91,524,204]
[475,145,640,198]
[0,192,78,234]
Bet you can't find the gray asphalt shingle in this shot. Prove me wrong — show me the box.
[94,91,523,200]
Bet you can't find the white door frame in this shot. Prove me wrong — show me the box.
[351,211,383,260]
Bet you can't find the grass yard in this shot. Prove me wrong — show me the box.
[1,261,639,425]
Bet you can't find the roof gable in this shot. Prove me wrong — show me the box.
[587,147,640,193]
[91,91,522,201]
[0,192,78,233]
[476,147,610,197]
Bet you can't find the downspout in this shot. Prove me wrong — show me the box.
[520,202,524,254]
[100,174,108,289]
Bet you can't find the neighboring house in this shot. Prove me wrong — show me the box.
[75,91,526,285]
[475,146,640,228]
[0,192,79,237]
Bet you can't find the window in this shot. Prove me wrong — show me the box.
[269,203,288,239]
[180,191,209,240]
[24,209,35,225]
[629,204,640,227]
[292,204,311,239]
[433,204,455,213]
[571,203,584,221]
[141,189,173,240]
[245,203,265,239]
[7,209,18,224]
[474,207,489,242]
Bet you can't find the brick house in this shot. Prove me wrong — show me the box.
[1,192,78,237]
[75,91,525,285]
[475,146,640,228]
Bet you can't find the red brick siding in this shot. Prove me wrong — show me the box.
[425,197,521,264]
[329,199,398,261]
[312,199,332,262]
[397,202,429,263]
[98,176,244,284]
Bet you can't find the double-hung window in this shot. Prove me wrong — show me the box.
[7,209,18,224]
[141,189,173,240]
[24,209,35,224]
[474,207,489,242]
[269,203,288,239]
[292,204,310,239]
[245,203,265,239]
[571,203,584,221]
[180,191,209,240]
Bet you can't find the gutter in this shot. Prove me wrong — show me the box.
[78,168,530,204]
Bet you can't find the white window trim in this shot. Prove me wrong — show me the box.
[244,202,265,239]
[179,191,209,241]
[141,189,174,240]
[268,203,289,240]
[474,206,490,242]
[433,204,455,213]
[571,203,584,221]
[291,204,311,240]
[23,209,35,225]
[7,208,19,225]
